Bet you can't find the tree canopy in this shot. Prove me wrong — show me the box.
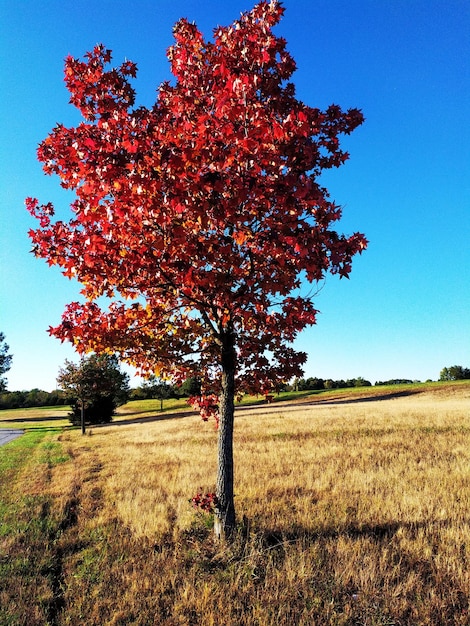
[57,353,130,428]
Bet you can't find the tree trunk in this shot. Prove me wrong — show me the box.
[80,397,85,435]
[214,332,236,541]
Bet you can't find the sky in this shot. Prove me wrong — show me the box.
[1,0,469,391]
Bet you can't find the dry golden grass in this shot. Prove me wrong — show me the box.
[1,382,469,625]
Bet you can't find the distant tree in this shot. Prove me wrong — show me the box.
[130,381,177,400]
[353,377,371,387]
[23,389,50,407]
[57,354,130,433]
[178,377,202,398]
[375,379,415,386]
[0,333,13,392]
[141,375,172,410]
[129,386,148,401]
[439,366,470,381]
[48,389,69,406]
[305,377,325,391]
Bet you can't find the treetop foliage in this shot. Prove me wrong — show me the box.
[26,1,367,421]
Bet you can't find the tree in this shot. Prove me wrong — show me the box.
[0,333,13,392]
[439,365,470,381]
[178,377,202,398]
[353,377,371,387]
[57,354,130,433]
[141,375,173,410]
[27,1,367,538]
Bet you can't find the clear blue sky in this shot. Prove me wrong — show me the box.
[1,0,469,391]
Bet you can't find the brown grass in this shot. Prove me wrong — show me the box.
[1,382,469,625]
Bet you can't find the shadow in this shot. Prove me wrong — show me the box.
[1,409,196,430]
[304,389,420,406]
[1,389,421,430]
[233,389,421,417]
[114,408,162,418]
[114,406,193,418]
[257,517,458,551]
[0,425,73,433]
[0,415,67,423]
[92,409,198,428]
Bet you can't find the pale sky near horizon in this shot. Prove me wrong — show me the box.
[1,0,469,392]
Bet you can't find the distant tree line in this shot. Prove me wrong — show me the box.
[439,365,470,381]
[375,379,419,386]
[0,376,202,411]
[129,376,201,401]
[0,388,68,410]
[2,366,468,411]
[291,367,470,392]
[287,376,372,391]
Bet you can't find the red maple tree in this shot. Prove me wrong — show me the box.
[27,1,367,538]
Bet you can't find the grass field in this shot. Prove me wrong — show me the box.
[0,381,469,625]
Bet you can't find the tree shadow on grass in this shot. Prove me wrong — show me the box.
[0,389,420,428]
[306,389,421,406]
[93,409,198,428]
[96,389,422,427]
[257,517,449,550]
[1,408,197,430]
[232,389,421,419]
[0,415,68,423]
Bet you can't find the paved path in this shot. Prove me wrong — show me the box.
[0,430,24,446]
